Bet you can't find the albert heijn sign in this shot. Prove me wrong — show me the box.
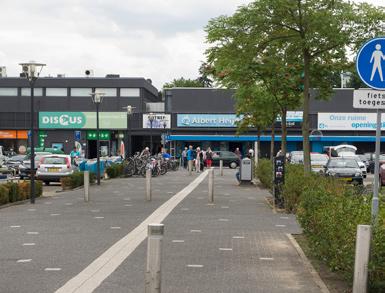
[354,37,385,109]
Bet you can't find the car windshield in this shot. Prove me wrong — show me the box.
[9,155,26,161]
[358,155,367,161]
[41,157,66,164]
[291,154,303,163]
[328,159,358,168]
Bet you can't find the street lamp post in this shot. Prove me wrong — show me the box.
[162,120,167,152]
[91,91,105,185]
[19,61,45,204]
[123,105,134,157]
[148,113,155,155]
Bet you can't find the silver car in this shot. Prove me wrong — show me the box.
[36,154,75,185]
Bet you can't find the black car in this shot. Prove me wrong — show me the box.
[324,157,363,185]
[211,151,240,169]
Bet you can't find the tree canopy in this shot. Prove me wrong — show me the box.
[205,0,385,171]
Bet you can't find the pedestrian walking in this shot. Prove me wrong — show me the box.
[195,147,202,173]
[182,146,188,169]
[234,147,242,159]
[187,145,194,173]
[206,147,213,168]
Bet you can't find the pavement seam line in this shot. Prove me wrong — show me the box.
[55,171,208,293]
[286,233,330,293]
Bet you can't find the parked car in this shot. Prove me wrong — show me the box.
[4,154,26,174]
[211,151,240,169]
[357,154,370,172]
[368,154,385,174]
[19,152,52,179]
[310,153,329,173]
[339,154,367,178]
[324,157,363,185]
[36,154,75,185]
[379,164,385,186]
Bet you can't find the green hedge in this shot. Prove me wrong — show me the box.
[61,172,96,190]
[106,164,124,179]
[297,179,385,291]
[0,180,43,206]
[256,159,273,190]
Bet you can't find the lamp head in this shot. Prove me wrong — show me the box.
[19,61,46,82]
[91,91,105,104]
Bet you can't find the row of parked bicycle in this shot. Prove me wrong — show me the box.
[121,153,179,177]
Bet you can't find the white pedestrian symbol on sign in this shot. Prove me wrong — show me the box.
[370,44,385,81]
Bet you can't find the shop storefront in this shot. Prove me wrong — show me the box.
[38,111,127,157]
[0,130,28,154]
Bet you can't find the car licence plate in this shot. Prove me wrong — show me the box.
[340,177,352,181]
[48,168,60,172]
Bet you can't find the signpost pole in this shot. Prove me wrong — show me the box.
[372,109,381,221]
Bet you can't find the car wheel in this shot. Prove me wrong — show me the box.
[44,181,50,186]
[229,161,238,169]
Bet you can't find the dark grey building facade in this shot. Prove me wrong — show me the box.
[0,76,161,156]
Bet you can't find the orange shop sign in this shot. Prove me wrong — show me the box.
[0,130,17,139]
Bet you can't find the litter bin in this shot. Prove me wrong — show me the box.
[240,158,252,182]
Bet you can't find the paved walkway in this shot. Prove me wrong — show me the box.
[0,168,324,293]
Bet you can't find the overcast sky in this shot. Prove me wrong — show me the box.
[0,0,382,89]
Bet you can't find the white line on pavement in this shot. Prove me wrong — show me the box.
[190,230,202,233]
[28,209,36,211]
[94,217,104,219]
[221,206,229,209]
[55,170,209,293]
[280,216,289,219]
[17,259,32,263]
[219,248,233,251]
[65,203,73,206]
[186,264,204,268]
[110,227,121,230]
[27,232,39,235]
[275,224,286,227]
[124,204,132,207]
[23,243,35,246]
[260,257,274,261]
[172,240,185,243]
[50,214,61,216]
[218,218,229,222]
[90,210,100,213]
[181,208,189,211]
[10,225,21,228]
[232,236,245,239]
[45,268,62,271]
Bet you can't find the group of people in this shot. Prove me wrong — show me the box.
[181,145,214,173]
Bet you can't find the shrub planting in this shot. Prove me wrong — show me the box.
[0,180,42,206]
[61,171,96,190]
[0,185,9,205]
[106,163,124,178]
[256,159,273,190]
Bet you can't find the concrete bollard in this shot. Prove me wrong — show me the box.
[353,225,371,293]
[188,160,193,176]
[146,169,152,201]
[208,168,214,203]
[145,224,164,293]
[84,171,89,202]
[219,160,223,176]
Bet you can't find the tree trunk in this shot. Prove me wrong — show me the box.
[302,50,311,173]
[281,109,287,158]
[270,122,275,160]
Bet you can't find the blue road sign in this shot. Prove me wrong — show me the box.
[356,37,385,90]
[74,130,81,141]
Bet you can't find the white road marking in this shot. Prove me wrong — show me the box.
[186,264,204,268]
[190,230,202,233]
[17,259,32,263]
[65,203,73,206]
[247,197,254,200]
[260,257,274,261]
[124,204,132,207]
[221,206,229,209]
[27,232,39,235]
[218,218,229,222]
[172,240,185,243]
[50,214,61,216]
[224,193,230,196]
[123,198,131,201]
[10,225,21,228]
[94,217,104,219]
[280,216,289,219]
[219,248,233,251]
[45,268,62,271]
[275,224,286,227]
[44,202,52,205]
[232,236,245,239]
[181,208,189,211]
[55,170,209,293]
[28,209,36,211]
[167,192,173,194]
[206,203,215,206]
[91,210,100,213]
[110,227,121,230]
[23,243,35,246]
[113,191,119,194]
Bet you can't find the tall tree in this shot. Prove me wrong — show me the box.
[163,77,205,89]
[206,0,385,172]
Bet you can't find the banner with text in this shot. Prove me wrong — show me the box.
[318,112,385,131]
[39,112,127,129]
[143,114,171,129]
